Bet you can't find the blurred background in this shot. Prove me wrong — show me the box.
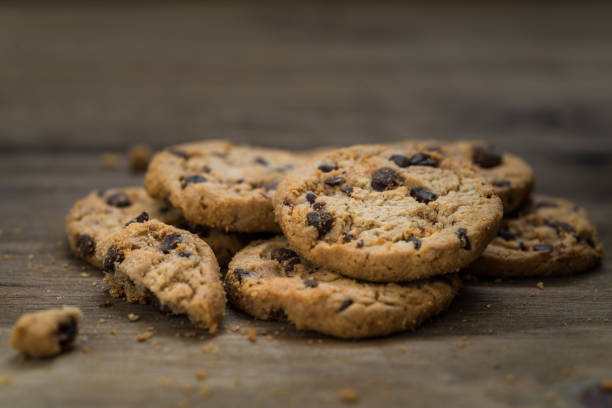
[1,2,611,195]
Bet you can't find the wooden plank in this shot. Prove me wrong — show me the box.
[0,3,611,407]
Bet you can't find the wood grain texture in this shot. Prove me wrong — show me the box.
[1,3,611,407]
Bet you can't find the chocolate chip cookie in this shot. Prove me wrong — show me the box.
[145,140,302,232]
[225,237,461,338]
[274,144,503,282]
[468,196,603,277]
[100,220,225,332]
[10,306,82,358]
[406,141,534,214]
[65,187,246,267]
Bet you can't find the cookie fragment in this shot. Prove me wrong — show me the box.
[468,196,603,277]
[225,237,461,338]
[274,144,503,282]
[99,220,226,332]
[10,306,82,358]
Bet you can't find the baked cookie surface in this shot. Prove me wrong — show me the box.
[145,140,302,232]
[274,144,503,282]
[65,187,245,267]
[10,306,82,358]
[100,220,225,332]
[225,237,461,338]
[404,140,534,214]
[468,196,603,277]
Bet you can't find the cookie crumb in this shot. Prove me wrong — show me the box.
[601,379,612,391]
[536,282,544,290]
[137,331,154,342]
[3,255,10,261]
[196,369,207,381]
[98,318,105,324]
[0,376,12,385]
[56,240,64,247]
[129,144,152,172]
[109,328,117,335]
[399,346,407,353]
[338,387,360,403]
[247,328,257,343]
[128,313,140,322]
[101,153,121,169]
[201,343,219,353]
[80,272,90,277]
[158,377,172,387]
[82,346,91,354]
[506,374,516,384]
[181,383,194,394]
[561,368,572,377]
[231,324,241,332]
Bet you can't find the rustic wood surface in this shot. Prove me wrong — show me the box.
[1,3,611,407]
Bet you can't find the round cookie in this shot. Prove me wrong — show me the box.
[468,196,603,277]
[226,237,461,339]
[274,144,503,282]
[65,187,246,267]
[145,140,302,233]
[407,140,534,214]
[100,220,225,332]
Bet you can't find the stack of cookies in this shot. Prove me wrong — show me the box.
[65,140,603,338]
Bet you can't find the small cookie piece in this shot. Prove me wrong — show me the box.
[65,187,246,267]
[274,144,503,282]
[145,140,302,232]
[414,141,534,214]
[10,306,82,358]
[129,144,152,172]
[100,220,225,332]
[226,237,461,338]
[468,196,603,277]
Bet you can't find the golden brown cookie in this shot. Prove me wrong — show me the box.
[100,220,225,332]
[10,306,82,358]
[145,140,302,232]
[468,196,603,277]
[225,237,461,338]
[65,187,246,267]
[274,144,503,282]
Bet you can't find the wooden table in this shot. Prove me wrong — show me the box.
[1,3,611,407]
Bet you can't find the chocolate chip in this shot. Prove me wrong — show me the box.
[371,167,401,191]
[306,192,317,204]
[519,242,528,251]
[409,153,437,167]
[312,202,326,210]
[457,228,471,250]
[498,227,515,241]
[270,248,298,262]
[306,210,334,237]
[161,233,182,254]
[410,187,437,204]
[303,279,318,288]
[533,244,553,251]
[168,149,189,159]
[106,192,132,208]
[202,165,211,173]
[103,245,124,272]
[337,299,353,313]
[233,268,252,283]
[389,154,410,167]
[178,251,191,258]
[254,156,268,166]
[340,186,353,196]
[586,237,596,248]
[260,193,271,200]
[318,164,336,172]
[356,239,364,248]
[472,146,502,168]
[236,178,244,184]
[325,176,344,186]
[125,211,149,226]
[76,234,95,257]
[181,175,207,188]
[57,317,78,350]
[343,233,354,242]
[548,221,575,234]
[406,236,421,250]
[284,258,301,272]
[283,200,291,206]
[426,146,442,152]
[494,180,512,188]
